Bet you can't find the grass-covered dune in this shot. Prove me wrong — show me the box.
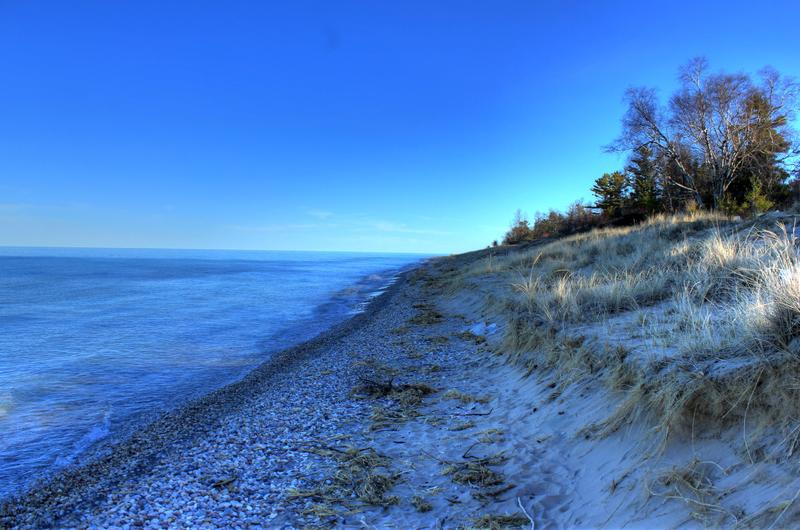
[424,211,800,526]
[449,212,800,435]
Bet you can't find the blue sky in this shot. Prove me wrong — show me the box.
[1,1,798,253]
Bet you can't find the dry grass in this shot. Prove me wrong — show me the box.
[647,458,736,526]
[411,495,433,513]
[455,330,487,345]
[478,428,505,444]
[472,513,531,529]
[290,445,401,519]
[615,224,800,439]
[425,335,450,345]
[409,303,444,325]
[350,359,437,431]
[498,212,731,326]
[443,389,491,405]
[447,211,800,447]
[441,452,508,487]
[449,420,477,431]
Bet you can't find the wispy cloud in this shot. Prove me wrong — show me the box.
[229,223,321,233]
[227,214,452,238]
[307,209,334,220]
[372,220,450,236]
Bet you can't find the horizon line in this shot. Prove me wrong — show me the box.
[0,244,440,256]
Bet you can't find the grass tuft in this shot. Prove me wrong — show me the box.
[472,514,531,529]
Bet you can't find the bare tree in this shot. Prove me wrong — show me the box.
[608,85,704,206]
[609,58,798,209]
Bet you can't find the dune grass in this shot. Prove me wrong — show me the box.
[449,211,800,446]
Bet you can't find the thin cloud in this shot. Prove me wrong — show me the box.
[228,216,449,239]
[372,221,450,236]
[307,209,334,220]
[229,223,321,233]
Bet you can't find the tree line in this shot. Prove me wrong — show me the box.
[501,58,799,245]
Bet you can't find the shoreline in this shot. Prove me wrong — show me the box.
[0,262,421,527]
[5,235,758,528]
[0,250,423,505]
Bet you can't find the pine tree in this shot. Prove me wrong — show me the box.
[745,177,774,216]
[591,171,629,218]
[626,146,660,215]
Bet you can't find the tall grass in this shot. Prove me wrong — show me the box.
[490,212,730,326]
[457,211,800,441]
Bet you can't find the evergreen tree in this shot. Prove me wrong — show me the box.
[626,146,660,215]
[591,171,629,218]
[745,177,774,216]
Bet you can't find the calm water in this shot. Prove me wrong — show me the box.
[0,247,422,500]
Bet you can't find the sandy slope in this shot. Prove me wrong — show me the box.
[321,248,800,529]
[318,258,694,529]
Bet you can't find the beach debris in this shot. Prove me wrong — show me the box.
[443,389,490,405]
[436,450,509,488]
[449,420,477,431]
[472,513,532,529]
[647,458,734,526]
[444,459,505,487]
[350,360,437,430]
[456,330,487,345]
[291,445,401,519]
[425,335,450,345]
[370,406,410,430]
[411,495,433,512]
[477,428,505,444]
[352,377,435,406]
[351,358,400,378]
[210,476,237,490]
[408,303,444,325]
[517,497,536,529]
[472,483,517,503]
[454,405,494,418]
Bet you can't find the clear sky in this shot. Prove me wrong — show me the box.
[1,1,798,253]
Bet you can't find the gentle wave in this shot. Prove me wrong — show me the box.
[0,248,423,500]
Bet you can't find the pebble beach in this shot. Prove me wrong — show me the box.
[0,264,430,528]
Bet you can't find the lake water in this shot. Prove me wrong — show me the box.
[0,247,423,500]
